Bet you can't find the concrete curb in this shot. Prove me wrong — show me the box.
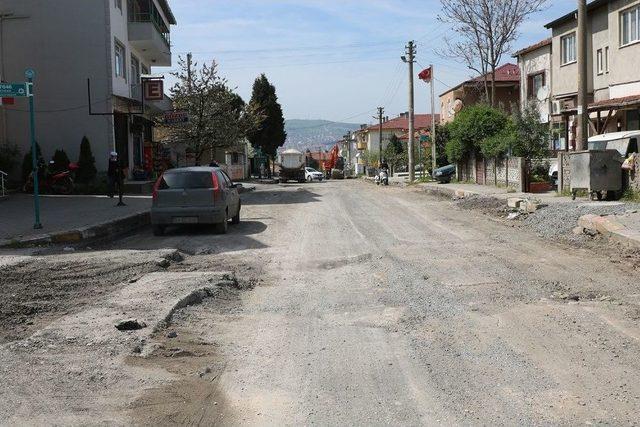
[577,214,640,248]
[0,211,150,248]
[416,183,480,199]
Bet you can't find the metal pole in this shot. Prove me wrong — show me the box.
[430,64,436,173]
[377,107,384,166]
[27,73,41,229]
[576,0,588,151]
[406,41,416,183]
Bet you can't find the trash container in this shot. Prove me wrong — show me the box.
[569,149,623,200]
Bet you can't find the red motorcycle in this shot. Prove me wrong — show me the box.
[23,161,79,195]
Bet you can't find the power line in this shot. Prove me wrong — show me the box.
[174,39,407,56]
[6,96,113,113]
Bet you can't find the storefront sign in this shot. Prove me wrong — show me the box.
[144,80,164,101]
[163,110,189,124]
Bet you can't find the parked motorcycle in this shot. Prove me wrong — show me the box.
[375,168,389,186]
[23,160,79,195]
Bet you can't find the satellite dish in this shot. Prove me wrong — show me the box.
[537,86,550,101]
[452,98,464,113]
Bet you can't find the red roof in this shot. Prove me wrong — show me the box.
[513,38,552,58]
[440,63,520,97]
[366,113,440,132]
[470,63,520,84]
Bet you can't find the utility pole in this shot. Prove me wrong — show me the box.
[430,64,437,173]
[186,52,193,93]
[403,41,416,182]
[576,0,588,151]
[375,107,384,166]
[345,131,352,171]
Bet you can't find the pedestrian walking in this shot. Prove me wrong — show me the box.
[107,152,125,204]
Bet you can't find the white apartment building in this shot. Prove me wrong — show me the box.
[513,39,556,146]
[545,0,640,149]
[0,0,176,174]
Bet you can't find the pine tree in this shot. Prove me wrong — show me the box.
[21,142,42,182]
[247,74,287,163]
[76,136,97,183]
[52,149,71,172]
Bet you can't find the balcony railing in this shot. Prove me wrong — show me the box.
[129,12,170,48]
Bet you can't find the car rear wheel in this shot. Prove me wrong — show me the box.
[231,202,241,224]
[215,212,228,234]
[152,225,165,236]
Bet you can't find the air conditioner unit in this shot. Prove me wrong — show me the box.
[551,100,562,115]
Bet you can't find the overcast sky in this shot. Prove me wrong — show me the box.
[161,0,575,124]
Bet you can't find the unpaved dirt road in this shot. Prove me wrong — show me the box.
[1,180,640,425]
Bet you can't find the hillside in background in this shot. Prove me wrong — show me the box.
[284,119,362,151]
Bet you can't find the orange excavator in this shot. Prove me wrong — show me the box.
[323,144,344,179]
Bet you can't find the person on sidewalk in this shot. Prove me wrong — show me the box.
[107,152,124,199]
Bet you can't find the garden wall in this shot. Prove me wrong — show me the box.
[457,156,525,192]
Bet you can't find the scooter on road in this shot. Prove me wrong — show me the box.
[375,168,389,186]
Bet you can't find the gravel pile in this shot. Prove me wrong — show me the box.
[521,201,640,240]
[456,195,509,216]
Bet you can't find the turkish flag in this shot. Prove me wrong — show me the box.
[418,67,432,82]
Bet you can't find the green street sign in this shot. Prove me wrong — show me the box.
[0,82,30,97]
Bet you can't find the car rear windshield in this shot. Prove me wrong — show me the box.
[159,171,213,189]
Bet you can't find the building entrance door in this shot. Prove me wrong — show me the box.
[114,113,129,168]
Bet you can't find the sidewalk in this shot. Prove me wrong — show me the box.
[0,194,150,247]
[414,180,572,205]
[408,179,640,248]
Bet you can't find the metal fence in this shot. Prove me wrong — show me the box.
[0,170,7,197]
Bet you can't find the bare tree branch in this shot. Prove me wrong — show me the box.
[438,0,547,107]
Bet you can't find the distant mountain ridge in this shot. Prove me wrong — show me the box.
[285,119,362,151]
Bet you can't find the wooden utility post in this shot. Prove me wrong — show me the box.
[376,107,384,166]
[576,0,588,150]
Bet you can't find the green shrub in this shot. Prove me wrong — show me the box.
[52,149,71,172]
[510,103,551,160]
[447,105,508,163]
[76,136,97,183]
[445,138,465,164]
[0,143,20,174]
[481,121,516,159]
[434,123,451,167]
[21,142,42,182]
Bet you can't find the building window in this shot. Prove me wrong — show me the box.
[621,5,640,46]
[528,72,545,99]
[605,46,609,72]
[114,40,126,80]
[561,33,576,65]
[597,49,604,74]
[131,55,140,84]
[115,0,122,12]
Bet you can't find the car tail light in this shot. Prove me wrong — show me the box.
[152,174,163,201]
[211,172,221,202]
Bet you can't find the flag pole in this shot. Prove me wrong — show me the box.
[430,64,436,173]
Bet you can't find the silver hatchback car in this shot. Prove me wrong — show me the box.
[151,167,241,236]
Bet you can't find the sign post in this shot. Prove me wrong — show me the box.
[25,69,41,229]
